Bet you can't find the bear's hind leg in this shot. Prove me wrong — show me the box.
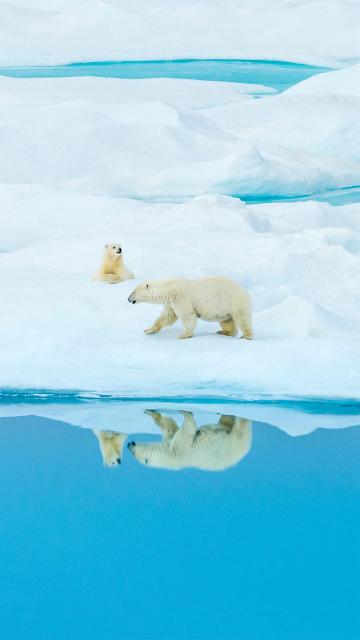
[217,414,236,431]
[233,310,253,340]
[144,306,177,335]
[217,319,238,337]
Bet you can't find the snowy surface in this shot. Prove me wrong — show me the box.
[1,185,360,399]
[1,67,360,199]
[0,0,359,66]
[0,60,360,401]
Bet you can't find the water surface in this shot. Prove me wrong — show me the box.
[0,404,359,639]
[0,59,330,93]
[235,184,360,206]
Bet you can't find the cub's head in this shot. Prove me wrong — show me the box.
[105,243,123,258]
[94,431,127,467]
[128,281,151,304]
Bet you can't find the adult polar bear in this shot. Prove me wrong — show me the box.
[128,276,252,339]
[128,410,252,471]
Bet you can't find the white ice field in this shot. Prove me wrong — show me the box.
[0,3,360,402]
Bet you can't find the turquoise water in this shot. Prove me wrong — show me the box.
[0,405,359,639]
[0,59,330,93]
[235,185,360,206]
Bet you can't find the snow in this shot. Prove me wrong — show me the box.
[0,0,359,66]
[0,70,359,199]
[287,62,360,97]
[202,64,360,182]
[0,50,359,403]
[0,185,359,399]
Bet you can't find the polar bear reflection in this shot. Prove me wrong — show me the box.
[128,410,252,471]
[93,430,127,467]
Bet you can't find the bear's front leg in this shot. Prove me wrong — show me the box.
[144,410,179,439]
[144,323,161,335]
[176,311,197,339]
[179,411,197,436]
[100,273,121,284]
[144,306,177,335]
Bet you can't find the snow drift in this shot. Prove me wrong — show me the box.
[1,67,360,199]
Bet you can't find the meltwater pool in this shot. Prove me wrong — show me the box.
[0,400,359,640]
[0,59,330,93]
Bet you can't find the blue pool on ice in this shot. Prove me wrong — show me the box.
[235,184,360,206]
[0,402,359,639]
[0,58,330,93]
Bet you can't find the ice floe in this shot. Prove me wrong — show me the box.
[0,43,359,401]
[0,186,359,398]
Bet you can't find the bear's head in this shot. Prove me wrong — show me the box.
[127,440,165,468]
[105,243,123,259]
[128,281,151,304]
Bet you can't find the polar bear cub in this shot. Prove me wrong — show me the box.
[127,410,252,471]
[93,243,134,284]
[93,430,128,467]
[128,276,252,339]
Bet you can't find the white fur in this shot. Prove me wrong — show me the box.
[128,276,252,339]
[93,243,134,284]
[93,430,127,466]
[128,410,252,471]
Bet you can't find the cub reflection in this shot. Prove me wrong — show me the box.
[127,410,252,471]
[93,430,127,467]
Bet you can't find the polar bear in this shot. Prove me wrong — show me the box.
[93,430,128,467]
[93,243,134,284]
[127,410,252,471]
[128,276,252,339]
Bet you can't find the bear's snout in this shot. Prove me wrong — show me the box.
[128,292,136,304]
[117,248,122,254]
[127,441,136,453]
